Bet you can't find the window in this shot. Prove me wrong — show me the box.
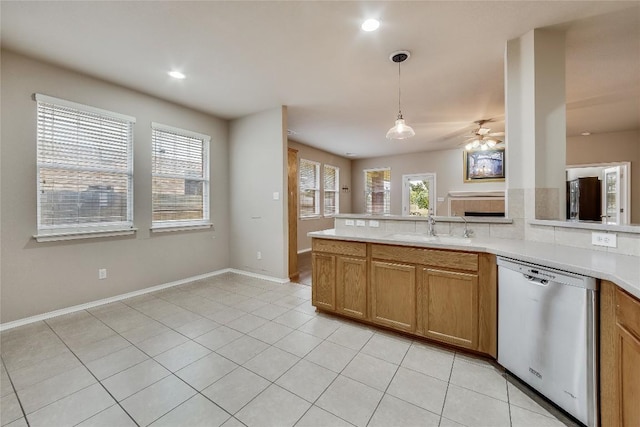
[152,123,210,227]
[36,94,135,237]
[324,164,339,216]
[299,159,320,217]
[365,168,391,214]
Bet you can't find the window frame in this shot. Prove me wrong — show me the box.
[299,158,321,219]
[323,164,340,217]
[34,94,136,242]
[150,122,212,231]
[364,167,391,215]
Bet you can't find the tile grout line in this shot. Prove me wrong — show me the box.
[1,356,31,427]
[40,319,140,427]
[363,336,411,427]
[437,350,458,427]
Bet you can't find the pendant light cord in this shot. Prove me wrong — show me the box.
[397,61,402,118]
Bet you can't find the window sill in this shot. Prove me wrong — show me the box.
[300,215,322,221]
[34,228,137,242]
[151,223,214,233]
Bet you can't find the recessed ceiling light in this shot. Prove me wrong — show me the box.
[361,18,380,32]
[168,70,186,79]
[581,131,591,136]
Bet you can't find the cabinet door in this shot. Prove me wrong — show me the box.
[370,261,416,332]
[422,268,478,349]
[336,256,367,319]
[616,324,640,426]
[312,253,336,311]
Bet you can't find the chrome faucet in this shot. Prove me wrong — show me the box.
[460,216,471,238]
[427,214,436,236]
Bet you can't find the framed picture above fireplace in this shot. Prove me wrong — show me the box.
[463,148,505,182]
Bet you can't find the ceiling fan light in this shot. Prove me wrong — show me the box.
[465,142,474,151]
[487,140,497,147]
[481,143,489,151]
[386,117,415,140]
[472,140,480,148]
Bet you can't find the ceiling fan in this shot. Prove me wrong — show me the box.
[463,119,505,151]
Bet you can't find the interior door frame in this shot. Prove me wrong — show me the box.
[402,173,437,216]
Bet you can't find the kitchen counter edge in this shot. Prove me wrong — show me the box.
[308,229,640,299]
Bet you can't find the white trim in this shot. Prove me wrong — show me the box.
[227,269,290,284]
[35,93,136,123]
[297,248,312,254]
[0,268,291,331]
[151,223,214,233]
[34,228,137,242]
[151,122,211,142]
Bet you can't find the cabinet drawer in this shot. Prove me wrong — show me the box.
[371,244,478,272]
[313,239,366,257]
[617,288,640,340]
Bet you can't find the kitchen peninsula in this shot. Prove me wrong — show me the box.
[309,214,640,426]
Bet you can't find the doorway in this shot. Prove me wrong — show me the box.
[566,161,631,224]
[402,173,436,217]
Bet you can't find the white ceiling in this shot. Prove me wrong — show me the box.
[1,1,638,159]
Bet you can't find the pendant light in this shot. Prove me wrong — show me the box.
[386,50,415,140]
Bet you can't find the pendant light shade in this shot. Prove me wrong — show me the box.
[386,114,415,139]
[386,51,414,140]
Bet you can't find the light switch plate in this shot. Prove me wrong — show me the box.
[345,219,354,226]
[592,232,617,248]
[273,192,280,200]
[356,220,366,227]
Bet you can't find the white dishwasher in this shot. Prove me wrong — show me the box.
[497,257,598,427]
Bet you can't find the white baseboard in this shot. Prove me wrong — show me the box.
[227,268,290,284]
[0,268,289,331]
[297,248,311,254]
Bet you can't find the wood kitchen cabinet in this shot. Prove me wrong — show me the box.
[601,281,640,427]
[422,268,478,350]
[311,238,497,357]
[336,256,367,319]
[311,239,367,319]
[311,252,336,311]
[370,260,416,332]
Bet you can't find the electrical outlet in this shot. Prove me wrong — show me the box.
[356,220,366,227]
[592,232,617,248]
[369,220,380,228]
[257,251,262,260]
[345,219,355,226]
[98,268,107,280]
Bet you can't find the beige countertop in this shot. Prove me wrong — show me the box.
[308,229,640,299]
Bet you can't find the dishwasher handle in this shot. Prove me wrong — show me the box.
[524,274,549,286]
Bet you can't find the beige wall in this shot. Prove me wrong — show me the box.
[229,107,288,279]
[351,148,506,216]
[288,140,352,251]
[0,50,231,323]
[567,130,640,223]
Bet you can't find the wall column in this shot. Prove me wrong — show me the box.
[505,29,566,239]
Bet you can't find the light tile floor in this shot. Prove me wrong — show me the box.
[0,273,578,427]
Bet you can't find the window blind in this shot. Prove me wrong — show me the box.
[36,94,135,233]
[151,123,210,225]
[365,168,391,214]
[299,159,320,217]
[324,164,339,216]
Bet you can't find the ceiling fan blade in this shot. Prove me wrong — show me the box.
[487,132,505,137]
[478,127,491,135]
